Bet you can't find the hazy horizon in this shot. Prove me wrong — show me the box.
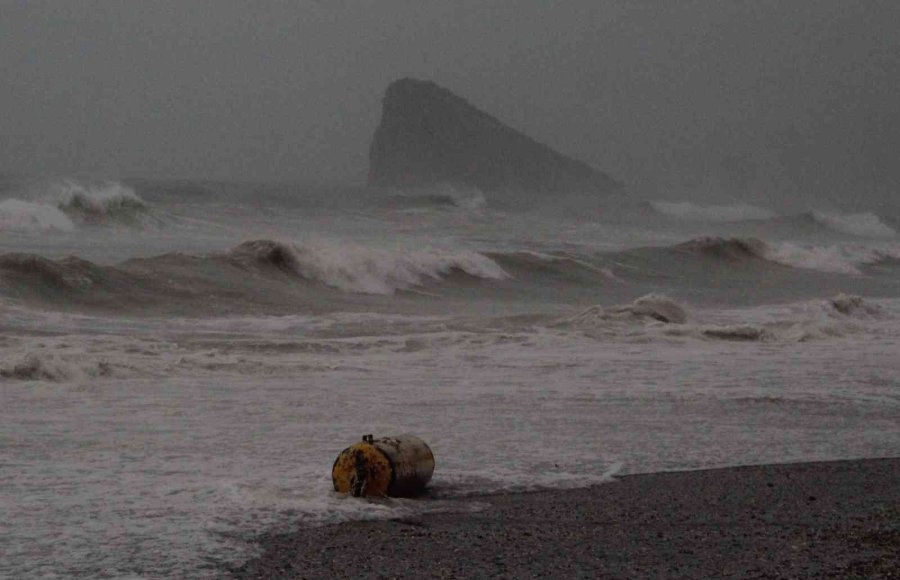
[4,4,900,577]
[3,1,899,207]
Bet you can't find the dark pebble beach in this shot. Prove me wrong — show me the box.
[229,458,900,579]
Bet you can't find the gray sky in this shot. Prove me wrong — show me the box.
[2,1,898,205]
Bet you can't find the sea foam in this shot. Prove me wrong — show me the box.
[764,242,884,275]
[0,199,75,232]
[811,211,896,238]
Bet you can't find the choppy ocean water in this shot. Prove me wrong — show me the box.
[1,176,899,577]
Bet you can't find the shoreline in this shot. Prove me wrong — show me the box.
[230,458,900,579]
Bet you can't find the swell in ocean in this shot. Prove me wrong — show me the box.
[2,234,899,318]
[3,178,900,578]
[0,239,510,315]
[649,200,899,239]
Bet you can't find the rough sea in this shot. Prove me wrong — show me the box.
[2,176,899,577]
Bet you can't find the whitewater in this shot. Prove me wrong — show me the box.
[2,177,899,577]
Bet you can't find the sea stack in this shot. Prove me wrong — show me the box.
[368,78,620,194]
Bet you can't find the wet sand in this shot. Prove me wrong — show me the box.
[230,458,900,579]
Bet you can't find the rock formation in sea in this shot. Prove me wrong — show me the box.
[368,78,620,194]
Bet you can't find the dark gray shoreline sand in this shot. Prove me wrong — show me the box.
[230,458,899,579]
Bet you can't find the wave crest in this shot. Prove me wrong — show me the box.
[229,239,509,294]
[52,180,149,225]
[670,236,900,275]
[673,237,768,261]
[488,251,617,283]
[0,180,152,232]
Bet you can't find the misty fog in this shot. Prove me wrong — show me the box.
[2,1,898,208]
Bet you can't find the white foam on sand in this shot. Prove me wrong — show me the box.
[3,297,900,576]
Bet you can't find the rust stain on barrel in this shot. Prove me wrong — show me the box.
[331,442,392,497]
[332,434,434,498]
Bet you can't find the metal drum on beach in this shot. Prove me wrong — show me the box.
[332,434,435,498]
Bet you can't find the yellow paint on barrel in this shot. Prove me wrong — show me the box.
[331,442,393,497]
[332,434,435,498]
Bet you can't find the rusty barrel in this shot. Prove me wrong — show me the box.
[332,434,435,497]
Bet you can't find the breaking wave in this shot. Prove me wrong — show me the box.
[0,239,511,313]
[51,180,150,225]
[763,241,897,275]
[1,232,898,317]
[228,239,508,294]
[0,180,154,232]
[764,242,857,274]
[670,236,900,274]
